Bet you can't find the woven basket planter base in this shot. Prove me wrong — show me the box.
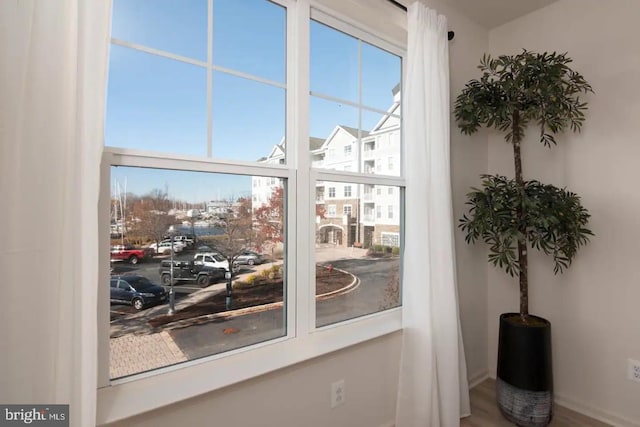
[496,377,553,427]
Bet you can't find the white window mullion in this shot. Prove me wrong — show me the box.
[97,152,114,389]
[284,0,299,339]
[293,0,313,336]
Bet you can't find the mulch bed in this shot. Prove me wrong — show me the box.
[149,265,352,327]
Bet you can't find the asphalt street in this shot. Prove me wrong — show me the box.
[168,256,399,359]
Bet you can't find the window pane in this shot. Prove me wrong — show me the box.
[315,182,401,327]
[109,166,286,380]
[105,46,207,156]
[310,20,358,102]
[112,0,208,61]
[213,72,285,162]
[361,42,401,112]
[213,0,286,83]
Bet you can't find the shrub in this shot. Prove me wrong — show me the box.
[391,246,400,255]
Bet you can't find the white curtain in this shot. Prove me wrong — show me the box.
[0,1,111,426]
[395,3,471,426]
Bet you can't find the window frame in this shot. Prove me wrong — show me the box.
[96,0,406,423]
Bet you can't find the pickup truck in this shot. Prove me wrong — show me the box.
[110,244,151,265]
[158,260,226,286]
[162,235,195,247]
[193,252,231,271]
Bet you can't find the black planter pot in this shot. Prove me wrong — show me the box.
[496,313,553,427]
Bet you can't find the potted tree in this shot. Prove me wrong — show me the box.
[454,51,594,426]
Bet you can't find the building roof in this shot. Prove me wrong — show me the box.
[259,137,328,161]
[340,126,369,139]
[309,137,325,151]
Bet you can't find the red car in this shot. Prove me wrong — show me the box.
[110,244,150,265]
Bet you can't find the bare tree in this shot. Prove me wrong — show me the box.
[131,188,176,250]
[206,197,254,309]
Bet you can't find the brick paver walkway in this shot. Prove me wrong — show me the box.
[110,331,187,379]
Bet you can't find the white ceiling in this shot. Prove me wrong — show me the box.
[446,0,558,29]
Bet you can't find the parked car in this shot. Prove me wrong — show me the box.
[158,260,226,286]
[148,241,183,255]
[234,251,265,266]
[110,275,167,310]
[193,252,230,271]
[160,239,187,251]
[110,244,151,265]
[173,235,195,247]
[162,234,195,247]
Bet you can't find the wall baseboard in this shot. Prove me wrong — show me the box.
[554,394,640,427]
[484,374,639,427]
[468,370,489,389]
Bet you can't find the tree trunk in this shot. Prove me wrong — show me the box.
[512,110,529,317]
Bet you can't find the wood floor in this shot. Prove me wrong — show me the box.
[460,379,612,427]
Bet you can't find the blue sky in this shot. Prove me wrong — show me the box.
[107,0,400,202]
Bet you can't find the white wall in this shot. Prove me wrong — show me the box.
[487,1,640,425]
[103,333,401,427]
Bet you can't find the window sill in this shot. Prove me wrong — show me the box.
[96,307,402,425]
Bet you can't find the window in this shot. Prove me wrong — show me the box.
[315,182,401,326]
[388,187,393,195]
[309,19,401,176]
[99,2,405,423]
[105,0,289,381]
[388,205,394,219]
[108,167,287,380]
[388,156,394,170]
[381,232,400,247]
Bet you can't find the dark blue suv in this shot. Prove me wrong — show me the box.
[110,275,167,310]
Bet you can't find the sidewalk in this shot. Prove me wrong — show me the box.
[110,331,187,379]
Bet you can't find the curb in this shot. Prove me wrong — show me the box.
[158,269,360,331]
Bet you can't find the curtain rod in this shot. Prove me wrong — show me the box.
[386,0,455,40]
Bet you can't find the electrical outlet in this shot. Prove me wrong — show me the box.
[331,379,346,408]
[628,359,640,383]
